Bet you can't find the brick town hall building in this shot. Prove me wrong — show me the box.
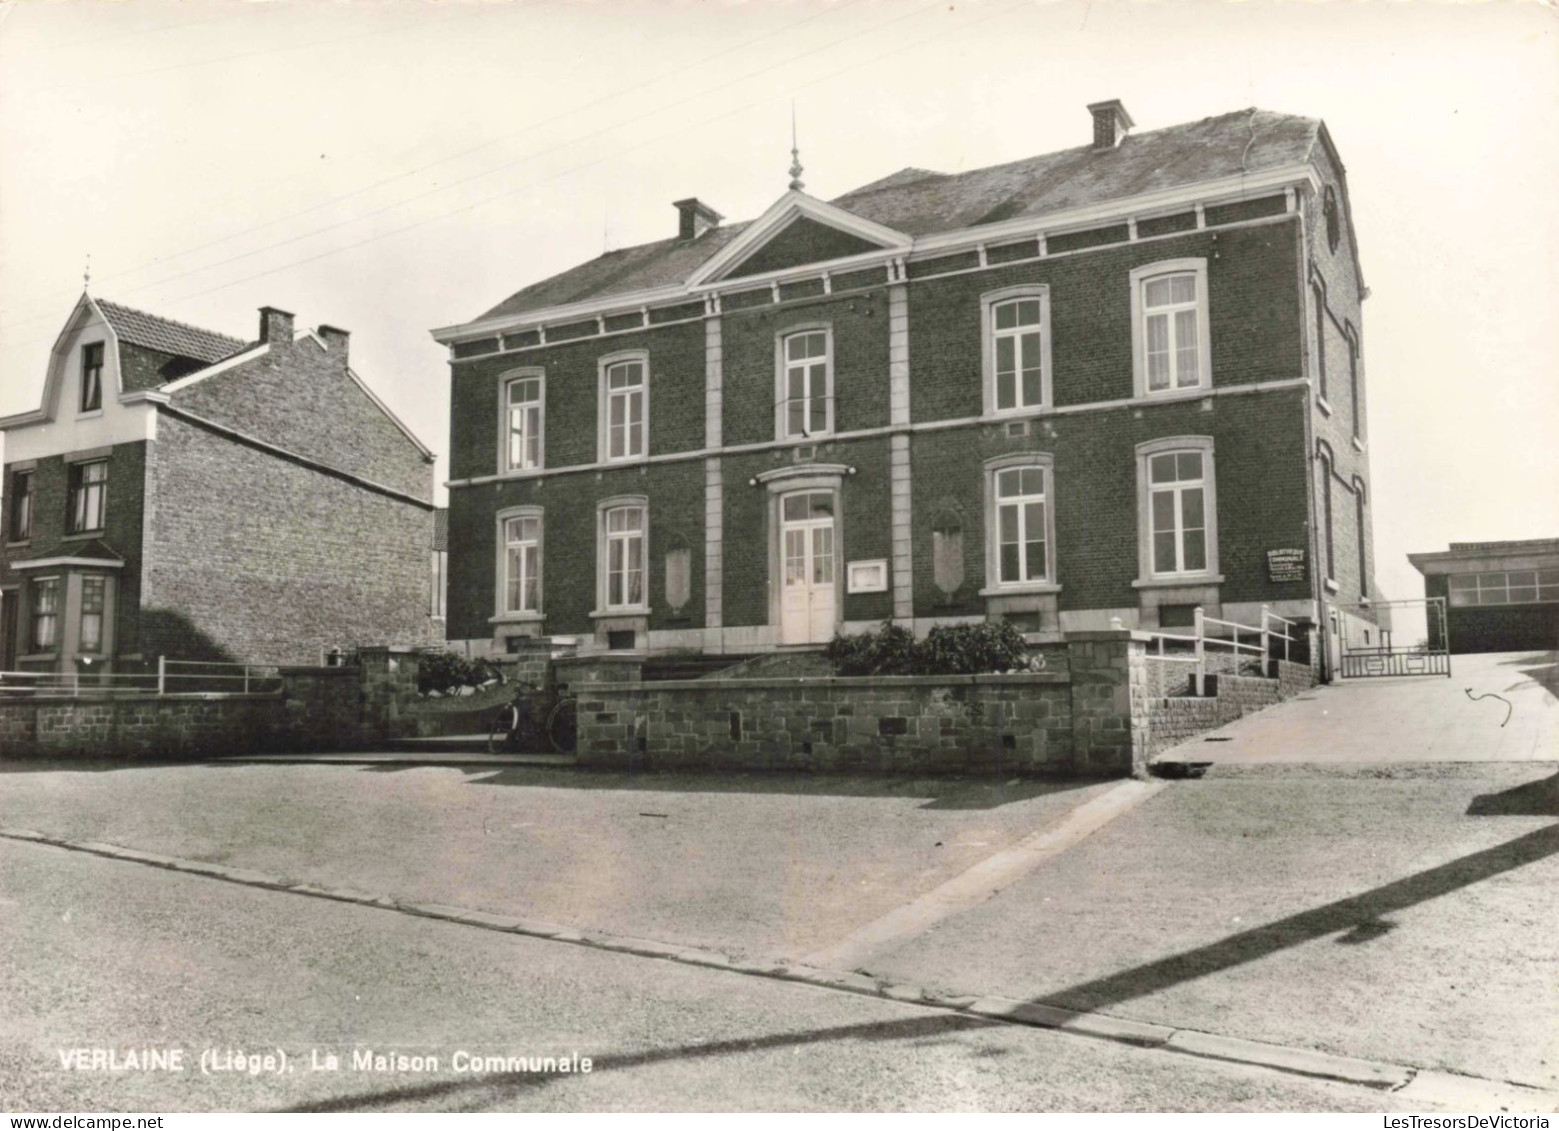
[433,102,1382,662]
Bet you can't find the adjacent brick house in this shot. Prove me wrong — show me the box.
[0,296,436,676]
[432,103,1382,668]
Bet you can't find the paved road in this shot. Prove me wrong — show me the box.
[0,840,1423,1113]
[1160,650,1557,765]
[852,763,1559,1092]
[0,764,1114,960]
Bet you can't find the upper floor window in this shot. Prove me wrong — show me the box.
[1136,437,1219,582]
[1130,261,1211,397]
[502,373,543,472]
[981,286,1051,414]
[1353,477,1368,600]
[1346,327,1361,440]
[1318,444,1336,584]
[500,510,542,615]
[600,354,647,462]
[1313,281,1329,402]
[8,469,33,541]
[67,459,107,534]
[778,328,832,440]
[602,503,647,611]
[1323,186,1341,254]
[80,342,104,413]
[30,577,59,652]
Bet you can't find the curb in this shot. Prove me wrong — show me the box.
[4,827,1555,1111]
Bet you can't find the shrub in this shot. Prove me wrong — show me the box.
[824,620,1030,676]
[824,620,918,676]
[916,620,1030,675]
[418,651,492,696]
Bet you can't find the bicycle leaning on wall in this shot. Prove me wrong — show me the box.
[487,677,577,756]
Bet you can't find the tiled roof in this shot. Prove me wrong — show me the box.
[473,108,1320,323]
[96,299,250,365]
[433,508,448,553]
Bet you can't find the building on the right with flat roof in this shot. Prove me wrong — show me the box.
[1408,539,1559,653]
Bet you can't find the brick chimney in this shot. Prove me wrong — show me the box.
[258,306,295,344]
[673,198,723,241]
[1087,100,1134,150]
[317,324,350,363]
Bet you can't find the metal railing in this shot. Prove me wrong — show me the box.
[0,658,283,698]
[1130,605,1301,696]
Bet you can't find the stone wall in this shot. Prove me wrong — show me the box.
[577,672,1074,776]
[0,650,421,760]
[574,629,1162,777]
[1275,657,1319,699]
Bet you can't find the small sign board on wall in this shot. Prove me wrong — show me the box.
[1267,547,1307,583]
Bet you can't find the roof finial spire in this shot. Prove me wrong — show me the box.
[83,252,91,293]
[788,102,805,192]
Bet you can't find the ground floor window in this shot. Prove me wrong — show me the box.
[1449,570,1559,607]
[30,577,59,652]
[502,513,541,614]
[79,576,106,654]
[603,504,646,610]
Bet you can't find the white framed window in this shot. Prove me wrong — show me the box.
[599,353,647,462]
[1130,260,1211,397]
[981,286,1052,415]
[982,453,1057,591]
[1450,570,1559,608]
[777,327,833,440]
[500,371,544,472]
[496,508,543,616]
[599,500,648,612]
[1136,437,1219,582]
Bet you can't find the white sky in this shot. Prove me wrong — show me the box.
[1,0,1554,612]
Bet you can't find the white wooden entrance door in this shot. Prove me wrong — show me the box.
[779,490,837,645]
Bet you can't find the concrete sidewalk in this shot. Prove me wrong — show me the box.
[1160,650,1557,765]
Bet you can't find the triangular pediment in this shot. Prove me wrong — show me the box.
[689,191,910,286]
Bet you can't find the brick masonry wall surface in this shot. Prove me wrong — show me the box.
[170,333,432,501]
[575,673,1076,776]
[141,413,433,666]
[908,389,1313,618]
[720,439,893,629]
[721,289,891,447]
[118,343,206,392]
[449,320,707,479]
[1305,142,1380,615]
[1,441,148,656]
[906,221,1303,423]
[446,458,706,642]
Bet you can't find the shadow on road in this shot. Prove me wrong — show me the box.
[285,789,1559,1112]
[1025,821,1559,1016]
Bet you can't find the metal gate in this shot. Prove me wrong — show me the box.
[1335,597,1452,678]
